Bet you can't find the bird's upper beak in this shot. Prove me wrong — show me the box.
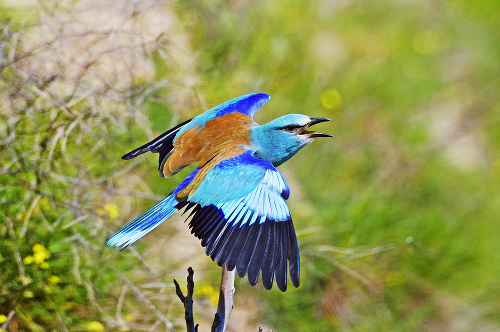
[299,117,334,138]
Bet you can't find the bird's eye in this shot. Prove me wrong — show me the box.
[282,124,300,132]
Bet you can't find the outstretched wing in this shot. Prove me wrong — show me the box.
[176,151,299,292]
[120,93,270,175]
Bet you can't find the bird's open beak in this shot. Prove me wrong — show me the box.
[299,117,334,138]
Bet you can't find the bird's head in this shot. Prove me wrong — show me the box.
[250,114,333,166]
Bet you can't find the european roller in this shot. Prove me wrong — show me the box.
[108,93,332,292]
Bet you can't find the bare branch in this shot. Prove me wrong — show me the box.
[211,314,222,332]
[212,266,235,332]
[173,267,198,332]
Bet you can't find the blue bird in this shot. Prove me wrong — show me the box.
[108,93,332,291]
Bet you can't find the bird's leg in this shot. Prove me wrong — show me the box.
[213,266,235,332]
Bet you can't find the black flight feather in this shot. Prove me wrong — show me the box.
[236,225,262,278]
[287,219,300,288]
[275,222,288,292]
[261,221,278,290]
[121,118,192,168]
[208,222,233,259]
[215,221,243,265]
[248,221,271,286]
[225,220,252,271]
[180,200,300,291]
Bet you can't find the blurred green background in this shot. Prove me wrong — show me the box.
[1,0,499,331]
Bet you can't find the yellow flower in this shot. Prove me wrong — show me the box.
[40,262,49,269]
[49,275,61,284]
[87,321,105,331]
[198,285,218,306]
[38,197,52,211]
[124,314,134,322]
[23,290,34,298]
[199,285,215,296]
[23,255,34,264]
[209,293,218,307]
[320,88,342,110]
[33,244,50,264]
[33,252,48,264]
[0,315,7,324]
[104,203,119,219]
[20,276,33,286]
[32,244,45,253]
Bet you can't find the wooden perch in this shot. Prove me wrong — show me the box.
[175,266,235,332]
[212,266,235,332]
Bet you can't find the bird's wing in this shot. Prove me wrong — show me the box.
[176,151,299,292]
[121,118,192,160]
[120,93,270,175]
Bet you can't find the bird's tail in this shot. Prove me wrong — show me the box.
[107,194,179,250]
[107,168,200,250]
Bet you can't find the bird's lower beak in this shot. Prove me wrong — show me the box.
[299,117,334,138]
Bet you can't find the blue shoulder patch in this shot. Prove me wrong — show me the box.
[174,93,270,140]
[212,93,270,118]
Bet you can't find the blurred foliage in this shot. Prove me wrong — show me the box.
[0,2,201,330]
[170,0,500,330]
[1,0,500,331]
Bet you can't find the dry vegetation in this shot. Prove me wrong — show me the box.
[0,1,208,330]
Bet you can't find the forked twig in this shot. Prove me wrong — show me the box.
[174,267,198,332]
[174,266,236,332]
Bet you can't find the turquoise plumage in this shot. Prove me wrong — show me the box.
[107,93,332,291]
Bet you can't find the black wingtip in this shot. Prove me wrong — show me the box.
[263,279,273,290]
[184,202,300,291]
[291,276,300,288]
[122,148,146,160]
[287,220,300,289]
[277,281,287,292]
[120,118,192,162]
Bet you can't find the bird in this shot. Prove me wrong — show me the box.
[107,93,332,292]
